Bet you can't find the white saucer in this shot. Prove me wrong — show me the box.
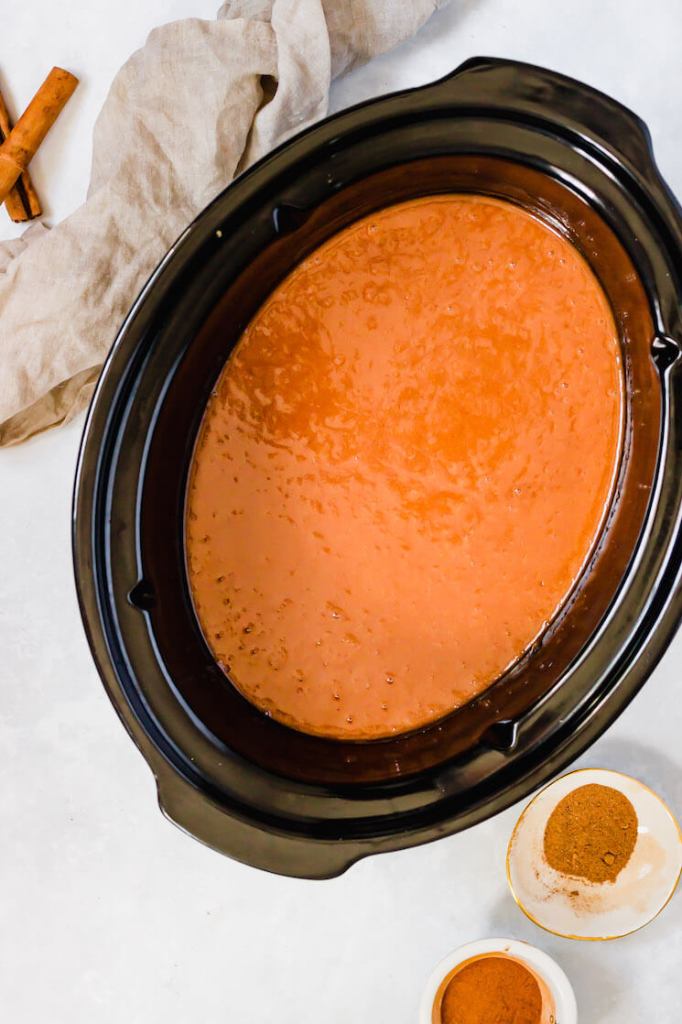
[507,768,682,940]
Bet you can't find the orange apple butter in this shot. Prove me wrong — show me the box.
[186,195,622,740]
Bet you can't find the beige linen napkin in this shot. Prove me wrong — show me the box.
[0,0,446,446]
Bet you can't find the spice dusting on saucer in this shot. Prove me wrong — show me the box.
[543,783,638,883]
[438,956,544,1024]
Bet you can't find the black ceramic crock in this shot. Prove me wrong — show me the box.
[73,58,682,878]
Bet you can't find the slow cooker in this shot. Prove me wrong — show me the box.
[73,58,682,877]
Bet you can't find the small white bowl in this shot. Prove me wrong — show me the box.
[419,937,577,1024]
[507,768,682,940]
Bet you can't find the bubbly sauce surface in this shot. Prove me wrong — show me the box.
[186,195,622,740]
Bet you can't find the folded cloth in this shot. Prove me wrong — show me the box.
[0,0,446,446]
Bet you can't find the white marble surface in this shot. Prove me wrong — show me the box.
[1,1,681,1021]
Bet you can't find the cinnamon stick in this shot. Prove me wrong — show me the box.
[0,67,78,207]
[0,88,42,221]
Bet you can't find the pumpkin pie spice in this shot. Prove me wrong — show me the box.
[543,783,638,884]
[438,956,545,1024]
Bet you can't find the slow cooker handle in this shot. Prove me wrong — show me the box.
[429,57,660,184]
[154,763,365,878]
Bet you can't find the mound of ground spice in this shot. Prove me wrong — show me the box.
[439,956,543,1024]
[543,783,638,884]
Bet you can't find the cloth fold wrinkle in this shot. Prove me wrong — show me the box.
[0,0,446,447]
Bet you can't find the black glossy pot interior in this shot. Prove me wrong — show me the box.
[138,155,660,785]
[74,59,682,873]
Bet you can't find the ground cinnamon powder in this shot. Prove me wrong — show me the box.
[439,956,543,1024]
[543,783,638,883]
